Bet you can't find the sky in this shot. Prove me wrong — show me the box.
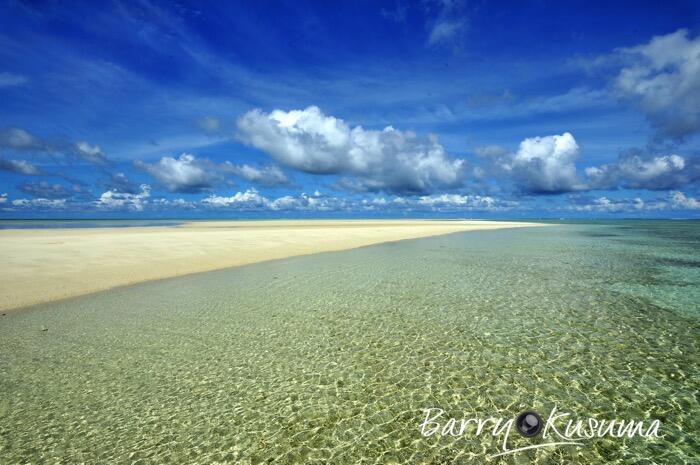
[0,0,699,219]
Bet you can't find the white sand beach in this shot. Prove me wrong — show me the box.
[0,220,543,311]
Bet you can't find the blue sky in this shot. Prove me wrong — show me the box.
[1,0,699,218]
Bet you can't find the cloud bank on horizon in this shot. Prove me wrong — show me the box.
[0,0,699,218]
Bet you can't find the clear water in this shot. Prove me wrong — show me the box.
[0,222,698,464]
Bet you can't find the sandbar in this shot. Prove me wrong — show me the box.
[0,220,544,311]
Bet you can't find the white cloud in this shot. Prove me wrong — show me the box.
[471,132,696,195]
[222,163,288,185]
[0,72,27,87]
[424,0,468,46]
[200,188,513,213]
[0,193,7,204]
[570,191,700,213]
[202,189,337,211]
[428,20,465,45]
[135,153,221,193]
[0,158,41,175]
[236,106,465,194]
[201,189,268,209]
[269,193,333,211]
[572,196,646,213]
[97,184,151,211]
[151,197,195,209]
[137,154,291,192]
[585,153,696,190]
[614,29,700,140]
[416,193,515,210]
[500,132,582,194]
[11,198,67,209]
[669,191,700,210]
[75,141,107,164]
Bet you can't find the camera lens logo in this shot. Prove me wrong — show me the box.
[516,411,542,437]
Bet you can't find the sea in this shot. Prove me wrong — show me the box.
[0,220,698,463]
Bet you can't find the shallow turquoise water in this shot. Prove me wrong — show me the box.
[0,222,698,464]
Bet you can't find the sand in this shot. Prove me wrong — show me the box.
[0,220,544,311]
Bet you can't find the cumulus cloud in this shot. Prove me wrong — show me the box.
[669,191,700,210]
[614,29,700,140]
[222,163,288,186]
[268,193,327,211]
[135,153,221,193]
[0,193,7,204]
[0,158,41,175]
[201,188,513,213]
[96,184,151,211]
[572,196,646,213]
[151,197,195,209]
[416,193,516,210]
[11,198,67,209]
[202,189,335,211]
[137,153,291,192]
[570,191,700,213]
[201,189,268,209]
[499,132,582,194]
[585,152,699,190]
[75,141,107,164]
[476,133,697,195]
[236,106,465,194]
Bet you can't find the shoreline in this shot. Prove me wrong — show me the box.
[0,220,546,312]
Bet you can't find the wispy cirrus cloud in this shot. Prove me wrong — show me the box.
[425,0,468,46]
[0,72,27,87]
